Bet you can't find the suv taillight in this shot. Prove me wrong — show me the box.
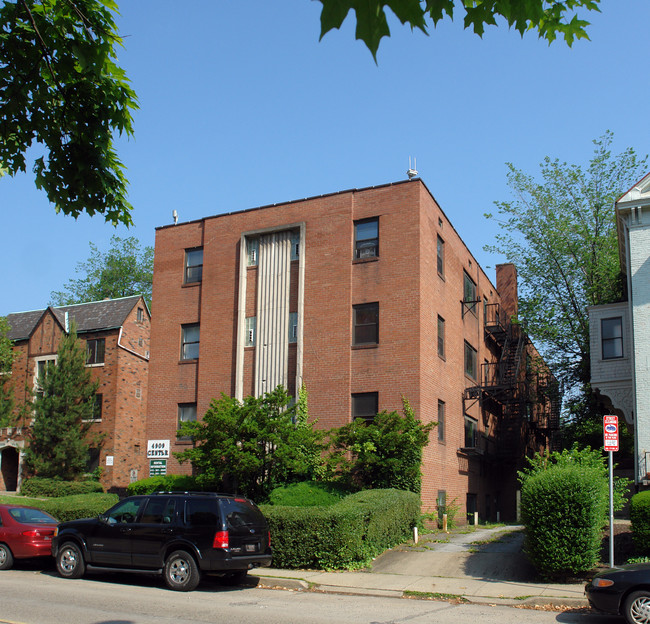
[213,530,229,549]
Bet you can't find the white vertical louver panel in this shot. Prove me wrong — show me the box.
[255,231,291,397]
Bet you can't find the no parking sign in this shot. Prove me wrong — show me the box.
[603,415,619,452]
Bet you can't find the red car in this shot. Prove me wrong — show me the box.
[0,504,58,570]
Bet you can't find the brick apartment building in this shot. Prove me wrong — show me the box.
[147,179,559,521]
[0,296,150,492]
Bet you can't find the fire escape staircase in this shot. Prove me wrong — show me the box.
[463,303,560,459]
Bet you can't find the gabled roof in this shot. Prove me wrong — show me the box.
[6,295,145,342]
[616,171,650,207]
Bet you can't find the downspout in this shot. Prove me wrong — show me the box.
[117,327,149,361]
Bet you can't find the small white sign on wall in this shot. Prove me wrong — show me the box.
[105,455,114,466]
[147,440,171,459]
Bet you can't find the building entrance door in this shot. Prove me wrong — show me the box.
[0,447,19,491]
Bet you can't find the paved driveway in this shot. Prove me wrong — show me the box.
[370,525,539,582]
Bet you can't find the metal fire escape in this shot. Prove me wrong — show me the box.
[463,303,560,461]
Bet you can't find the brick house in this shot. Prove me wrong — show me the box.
[146,179,558,521]
[0,295,150,492]
[589,171,650,485]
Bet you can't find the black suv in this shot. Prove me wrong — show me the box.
[51,492,272,591]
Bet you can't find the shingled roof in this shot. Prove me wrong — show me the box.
[6,295,146,342]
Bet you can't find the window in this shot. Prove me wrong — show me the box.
[90,394,103,421]
[463,271,477,316]
[353,303,379,345]
[354,218,379,259]
[464,341,477,380]
[437,315,445,358]
[437,490,446,522]
[247,238,259,266]
[34,357,56,400]
[178,403,197,440]
[436,235,445,276]
[184,248,203,284]
[181,324,200,360]
[291,232,300,261]
[245,317,256,347]
[352,392,378,423]
[86,448,100,473]
[464,416,478,448]
[137,307,144,322]
[86,338,105,365]
[437,400,445,442]
[289,312,298,343]
[602,317,623,359]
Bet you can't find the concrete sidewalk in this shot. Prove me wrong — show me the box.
[251,526,589,608]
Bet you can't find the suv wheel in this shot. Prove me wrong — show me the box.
[164,550,200,591]
[56,542,86,579]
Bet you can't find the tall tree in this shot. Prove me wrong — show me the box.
[175,386,323,501]
[0,317,16,427]
[23,324,99,480]
[317,0,602,60]
[485,133,646,447]
[50,235,153,307]
[0,0,137,225]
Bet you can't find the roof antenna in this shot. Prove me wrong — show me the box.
[172,209,178,225]
[407,156,418,180]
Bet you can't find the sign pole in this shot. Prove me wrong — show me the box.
[609,449,614,569]
[603,415,619,569]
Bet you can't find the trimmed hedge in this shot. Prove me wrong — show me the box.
[268,481,344,507]
[21,477,104,498]
[630,490,650,553]
[126,474,203,495]
[260,488,420,569]
[521,465,607,579]
[19,493,119,522]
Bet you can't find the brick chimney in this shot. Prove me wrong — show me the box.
[496,263,518,322]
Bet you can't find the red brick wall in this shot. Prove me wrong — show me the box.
[147,181,546,520]
[0,299,150,491]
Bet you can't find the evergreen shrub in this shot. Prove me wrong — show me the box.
[521,465,607,579]
[37,493,119,522]
[261,488,419,569]
[21,477,104,498]
[630,490,650,553]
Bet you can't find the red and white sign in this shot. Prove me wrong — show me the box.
[603,415,619,452]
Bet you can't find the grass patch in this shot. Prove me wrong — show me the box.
[404,590,469,603]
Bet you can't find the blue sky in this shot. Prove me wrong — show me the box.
[1,0,648,314]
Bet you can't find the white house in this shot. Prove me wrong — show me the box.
[589,171,650,484]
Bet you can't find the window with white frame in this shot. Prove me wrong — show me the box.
[247,238,259,266]
[86,338,105,365]
[33,356,56,400]
[245,317,256,347]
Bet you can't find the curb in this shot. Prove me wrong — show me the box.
[255,575,590,610]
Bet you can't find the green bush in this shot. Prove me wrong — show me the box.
[21,477,104,498]
[261,488,420,569]
[126,474,207,496]
[521,465,607,579]
[268,481,344,507]
[33,493,118,522]
[630,490,650,554]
